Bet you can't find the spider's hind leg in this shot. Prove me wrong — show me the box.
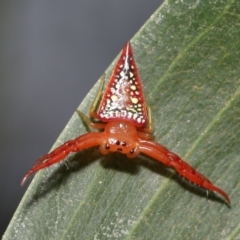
[76,73,107,130]
[137,105,155,140]
[76,110,106,130]
[89,73,106,119]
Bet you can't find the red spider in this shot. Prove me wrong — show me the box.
[21,42,230,204]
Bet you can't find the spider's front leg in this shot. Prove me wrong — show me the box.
[21,132,105,186]
[139,139,230,204]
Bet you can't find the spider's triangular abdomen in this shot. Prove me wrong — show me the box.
[97,42,148,127]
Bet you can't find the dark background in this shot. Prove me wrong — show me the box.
[0,1,163,235]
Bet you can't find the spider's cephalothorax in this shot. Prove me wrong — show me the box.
[22,42,230,204]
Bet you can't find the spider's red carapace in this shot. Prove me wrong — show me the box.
[22,42,230,204]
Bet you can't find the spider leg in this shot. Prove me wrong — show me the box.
[137,105,155,140]
[89,73,106,119]
[139,105,153,133]
[21,132,105,186]
[76,74,107,130]
[76,110,106,130]
[139,139,230,204]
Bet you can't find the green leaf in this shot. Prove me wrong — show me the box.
[4,0,240,239]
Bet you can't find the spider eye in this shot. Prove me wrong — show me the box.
[116,140,120,145]
[122,142,127,146]
[130,149,135,154]
[105,143,110,149]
